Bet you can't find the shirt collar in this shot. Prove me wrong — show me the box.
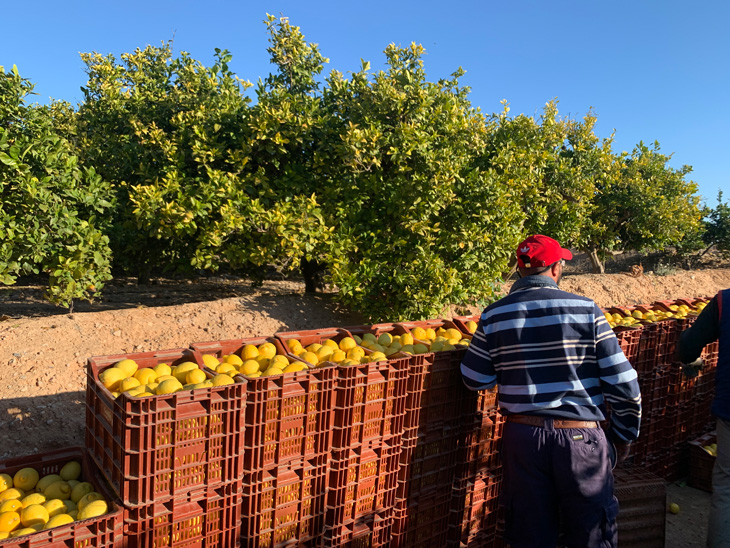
[509,275,559,294]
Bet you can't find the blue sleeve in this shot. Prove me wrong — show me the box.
[460,318,497,391]
[594,306,642,443]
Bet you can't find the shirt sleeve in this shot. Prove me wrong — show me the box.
[460,318,497,391]
[677,295,720,363]
[594,306,642,443]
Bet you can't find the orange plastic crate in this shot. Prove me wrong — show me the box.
[0,446,123,548]
[85,348,246,507]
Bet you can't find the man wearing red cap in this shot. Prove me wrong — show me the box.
[461,235,642,548]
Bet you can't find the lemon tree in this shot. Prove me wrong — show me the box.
[0,65,113,308]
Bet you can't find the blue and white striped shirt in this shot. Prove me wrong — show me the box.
[461,275,642,443]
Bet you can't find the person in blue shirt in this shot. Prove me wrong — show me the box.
[677,291,730,548]
[461,234,642,548]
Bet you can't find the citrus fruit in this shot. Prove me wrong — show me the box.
[114,358,138,376]
[134,368,158,385]
[20,493,45,508]
[13,469,39,492]
[201,354,220,368]
[240,360,260,376]
[77,499,108,520]
[0,511,20,533]
[0,500,22,513]
[0,474,12,493]
[152,363,172,377]
[211,374,235,386]
[70,482,94,504]
[20,504,49,527]
[186,368,207,385]
[44,513,74,529]
[223,354,243,366]
[76,493,104,512]
[43,481,71,501]
[257,342,277,359]
[338,337,357,351]
[99,367,126,391]
[242,344,260,359]
[42,499,68,518]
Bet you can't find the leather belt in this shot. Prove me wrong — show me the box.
[507,414,599,429]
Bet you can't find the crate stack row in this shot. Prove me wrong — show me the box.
[2,296,717,548]
[610,298,718,481]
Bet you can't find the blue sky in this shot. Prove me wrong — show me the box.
[3,1,728,204]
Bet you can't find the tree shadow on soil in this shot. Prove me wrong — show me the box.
[0,392,86,460]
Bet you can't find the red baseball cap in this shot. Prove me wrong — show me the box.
[516,235,573,268]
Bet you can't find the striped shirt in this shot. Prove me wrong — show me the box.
[461,275,642,443]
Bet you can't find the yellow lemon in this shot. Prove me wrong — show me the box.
[12,526,41,537]
[152,363,172,377]
[76,493,104,513]
[210,374,235,386]
[76,499,108,520]
[315,346,334,361]
[338,337,357,351]
[445,328,462,341]
[13,469,39,492]
[20,493,45,508]
[261,367,284,377]
[0,532,8,539]
[411,327,427,341]
[322,339,339,350]
[35,474,62,494]
[0,511,20,533]
[42,499,68,518]
[215,363,238,376]
[330,350,347,363]
[223,354,243,366]
[134,368,158,385]
[341,359,359,366]
[465,320,478,333]
[300,352,319,366]
[257,342,277,359]
[20,504,49,527]
[43,481,72,501]
[70,482,94,504]
[118,377,141,393]
[98,367,126,391]
[368,351,387,362]
[0,474,12,493]
[400,333,414,346]
[283,362,308,373]
[186,368,208,385]
[44,513,75,529]
[114,358,138,377]
[123,386,147,397]
[155,378,184,395]
[0,500,22,513]
[240,360,260,376]
[242,344,260,360]
[172,362,199,383]
[346,347,365,361]
[305,343,323,354]
[201,354,220,368]
[271,355,290,366]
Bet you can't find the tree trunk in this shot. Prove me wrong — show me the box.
[588,249,605,274]
[301,258,324,293]
[502,256,518,281]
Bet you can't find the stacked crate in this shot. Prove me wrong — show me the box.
[85,348,246,547]
[191,334,336,548]
[275,328,409,548]
[613,464,666,548]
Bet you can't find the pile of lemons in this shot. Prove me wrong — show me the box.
[604,301,708,329]
[202,341,308,379]
[99,358,240,399]
[0,460,109,539]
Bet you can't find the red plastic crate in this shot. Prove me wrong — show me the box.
[326,444,401,527]
[456,410,505,481]
[331,354,410,450]
[391,490,452,548]
[613,464,666,547]
[85,348,246,507]
[397,422,465,506]
[241,455,328,548]
[0,447,123,548]
[451,315,481,336]
[688,431,716,492]
[190,337,335,471]
[320,511,393,548]
[122,482,242,548]
[614,327,642,365]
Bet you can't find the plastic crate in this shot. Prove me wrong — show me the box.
[326,444,401,527]
[190,337,335,472]
[614,327,642,365]
[688,431,716,492]
[448,476,501,546]
[123,482,242,548]
[613,464,666,548]
[85,349,246,507]
[451,315,481,337]
[241,454,328,548]
[319,511,393,548]
[397,422,465,507]
[391,490,452,548]
[0,446,123,548]
[455,410,504,481]
[331,353,410,450]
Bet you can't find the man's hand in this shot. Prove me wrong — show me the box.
[681,358,704,379]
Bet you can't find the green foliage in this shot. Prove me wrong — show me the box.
[0,65,113,307]
[321,44,520,321]
[703,191,730,254]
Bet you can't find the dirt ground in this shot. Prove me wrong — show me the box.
[1,257,728,547]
